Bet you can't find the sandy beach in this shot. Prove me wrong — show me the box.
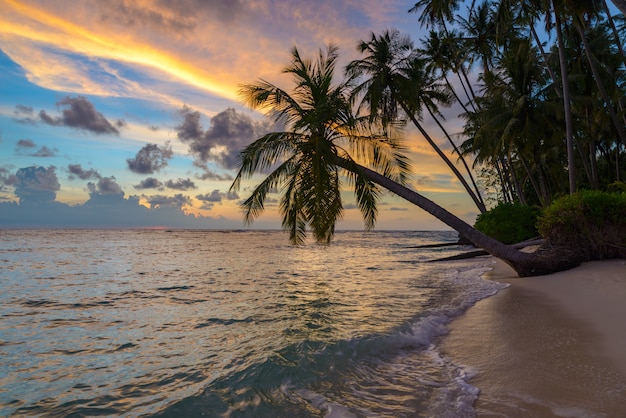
[441,258,626,417]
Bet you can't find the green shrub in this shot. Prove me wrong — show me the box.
[474,202,541,244]
[607,181,626,193]
[537,190,626,260]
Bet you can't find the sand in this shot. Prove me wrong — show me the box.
[440,258,626,417]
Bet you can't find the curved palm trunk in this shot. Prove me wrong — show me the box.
[334,156,563,277]
[442,23,480,111]
[401,102,487,213]
[443,74,474,114]
[424,104,486,211]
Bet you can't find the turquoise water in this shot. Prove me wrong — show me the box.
[0,229,504,417]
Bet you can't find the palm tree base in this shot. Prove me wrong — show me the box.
[504,243,584,277]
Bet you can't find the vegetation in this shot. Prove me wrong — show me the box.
[231,0,626,276]
[538,190,626,259]
[475,203,541,244]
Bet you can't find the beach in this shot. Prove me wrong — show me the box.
[441,258,626,417]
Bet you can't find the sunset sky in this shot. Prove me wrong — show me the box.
[0,0,480,231]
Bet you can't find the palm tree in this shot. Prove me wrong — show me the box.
[347,29,486,213]
[462,37,561,206]
[231,45,410,244]
[231,44,575,277]
[409,0,480,107]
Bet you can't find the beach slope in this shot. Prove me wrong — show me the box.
[441,259,626,417]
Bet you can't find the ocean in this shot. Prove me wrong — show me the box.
[0,229,506,417]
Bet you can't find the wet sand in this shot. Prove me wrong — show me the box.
[440,259,626,417]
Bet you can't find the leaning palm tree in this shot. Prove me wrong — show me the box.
[347,29,486,213]
[231,44,576,277]
[230,45,411,244]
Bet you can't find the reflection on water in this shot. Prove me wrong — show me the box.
[0,229,493,417]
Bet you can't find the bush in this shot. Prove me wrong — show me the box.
[537,190,626,260]
[474,202,541,244]
[607,181,626,193]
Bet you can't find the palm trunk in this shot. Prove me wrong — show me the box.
[508,151,526,205]
[334,156,575,277]
[495,158,510,203]
[576,20,626,146]
[424,104,486,212]
[520,154,545,206]
[401,102,487,213]
[443,74,473,115]
[443,23,480,111]
[553,6,577,194]
[603,0,625,58]
[590,140,599,188]
[531,24,561,99]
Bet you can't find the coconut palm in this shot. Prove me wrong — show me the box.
[231,44,573,277]
[409,0,480,106]
[462,37,561,206]
[347,29,486,213]
[230,45,410,244]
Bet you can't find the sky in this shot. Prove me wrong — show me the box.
[0,0,480,231]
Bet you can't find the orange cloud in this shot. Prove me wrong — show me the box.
[0,0,406,113]
[1,0,239,102]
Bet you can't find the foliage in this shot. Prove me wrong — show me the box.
[231,45,411,245]
[607,181,626,193]
[474,202,541,244]
[538,190,626,260]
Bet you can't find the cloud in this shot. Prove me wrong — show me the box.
[31,145,58,157]
[1,0,406,118]
[67,164,101,180]
[13,105,38,125]
[14,166,60,203]
[0,167,18,193]
[39,96,122,135]
[193,162,233,181]
[97,0,199,33]
[176,106,271,169]
[145,193,191,209]
[164,178,197,191]
[15,139,58,157]
[0,166,242,229]
[196,189,238,209]
[16,139,36,149]
[126,142,173,174]
[133,177,164,190]
[88,176,124,196]
[196,189,224,203]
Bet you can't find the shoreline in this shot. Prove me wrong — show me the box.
[440,258,626,416]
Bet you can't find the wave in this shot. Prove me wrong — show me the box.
[154,261,506,417]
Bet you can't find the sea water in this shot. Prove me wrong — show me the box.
[0,229,506,417]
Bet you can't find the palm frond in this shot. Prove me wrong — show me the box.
[240,156,299,224]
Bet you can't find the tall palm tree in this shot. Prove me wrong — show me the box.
[347,29,486,213]
[409,0,480,106]
[231,44,573,277]
[231,45,410,244]
[420,29,477,114]
[462,37,560,206]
